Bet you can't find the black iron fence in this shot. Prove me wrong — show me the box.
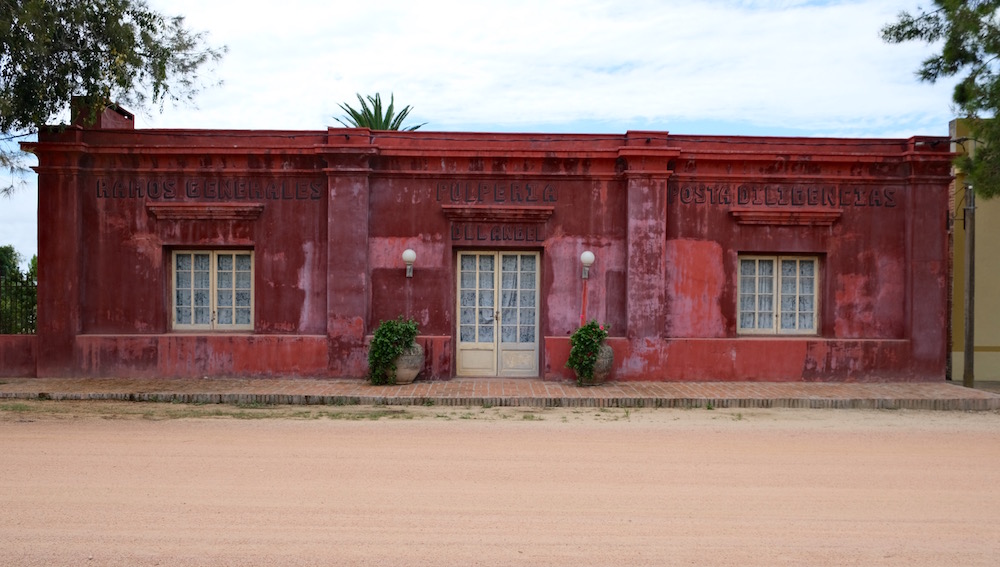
[0,277,36,334]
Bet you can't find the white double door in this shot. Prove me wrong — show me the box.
[456,251,539,377]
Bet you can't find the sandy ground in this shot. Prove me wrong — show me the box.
[1,401,999,567]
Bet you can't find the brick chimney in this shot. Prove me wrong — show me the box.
[71,96,134,129]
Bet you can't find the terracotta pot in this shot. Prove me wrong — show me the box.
[393,342,424,385]
[576,343,613,386]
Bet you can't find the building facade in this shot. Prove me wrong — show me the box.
[0,105,954,381]
[950,119,1000,381]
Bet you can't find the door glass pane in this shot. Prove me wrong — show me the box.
[461,272,476,289]
[461,255,476,271]
[520,271,536,289]
[479,256,494,271]
[460,308,475,325]
[520,307,535,325]
[502,255,518,272]
[502,307,517,323]
[513,254,537,344]
[519,290,535,307]
[460,291,476,307]
[479,324,493,342]
[479,292,494,307]
[460,325,476,342]
[502,325,517,343]
[519,326,535,342]
[479,271,493,290]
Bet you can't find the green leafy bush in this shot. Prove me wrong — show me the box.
[566,320,609,384]
[368,316,419,385]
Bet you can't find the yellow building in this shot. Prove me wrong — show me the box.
[951,119,1000,381]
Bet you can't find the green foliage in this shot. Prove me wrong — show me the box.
[566,320,609,385]
[882,0,1000,198]
[0,245,36,333]
[0,245,19,279]
[368,316,419,385]
[1,0,227,195]
[335,93,425,131]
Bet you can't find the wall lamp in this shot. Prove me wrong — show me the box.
[402,249,416,278]
[579,250,595,326]
[580,250,595,280]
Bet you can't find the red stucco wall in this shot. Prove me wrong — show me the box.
[11,121,953,381]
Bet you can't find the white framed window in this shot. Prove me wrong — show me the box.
[738,256,817,335]
[172,250,254,331]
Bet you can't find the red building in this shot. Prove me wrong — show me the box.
[0,104,954,381]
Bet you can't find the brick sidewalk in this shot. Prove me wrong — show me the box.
[1,376,999,411]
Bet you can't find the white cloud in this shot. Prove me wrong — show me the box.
[136,0,956,135]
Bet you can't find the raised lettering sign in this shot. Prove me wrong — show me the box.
[450,223,545,243]
[667,183,898,209]
[95,177,323,201]
[435,181,558,204]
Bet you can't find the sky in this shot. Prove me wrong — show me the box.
[0,0,961,269]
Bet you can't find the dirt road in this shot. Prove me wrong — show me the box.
[2,402,999,566]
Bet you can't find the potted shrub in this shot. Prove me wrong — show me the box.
[368,316,423,385]
[566,320,613,386]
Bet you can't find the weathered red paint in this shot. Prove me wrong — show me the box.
[3,104,953,381]
[0,336,35,377]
